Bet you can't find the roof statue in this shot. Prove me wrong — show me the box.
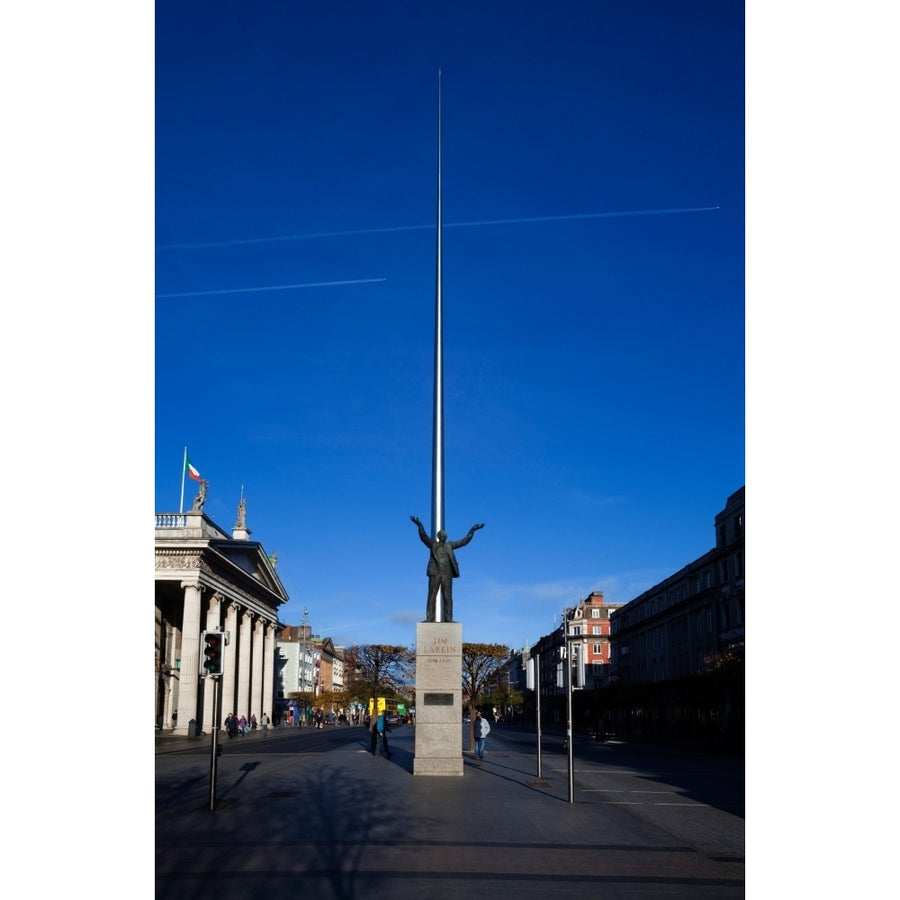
[191,479,208,512]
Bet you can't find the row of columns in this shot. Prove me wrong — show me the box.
[173,582,278,737]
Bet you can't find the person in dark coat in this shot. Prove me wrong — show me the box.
[375,712,393,757]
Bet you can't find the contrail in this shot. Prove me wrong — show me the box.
[158,224,431,250]
[156,206,720,251]
[449,206,719,228]
[155,277,386,299]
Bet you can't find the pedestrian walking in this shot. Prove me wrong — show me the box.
[250,714,258,732]
[260,712,270,737]
[473,710,490,759]
[239,714,248,735]
[369,714,379,754]
[375,712,393,757]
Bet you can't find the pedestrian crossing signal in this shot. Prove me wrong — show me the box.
[203,631,224,676]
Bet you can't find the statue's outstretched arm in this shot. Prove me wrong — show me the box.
[453,522,485,548]
[410,515,431,546]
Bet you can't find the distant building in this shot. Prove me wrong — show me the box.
[275,627,346,719]
[312,636,339,695]
[275,624,320,707]
[610,486,745,684]
[564,591,624,689]
[514,591,623,704]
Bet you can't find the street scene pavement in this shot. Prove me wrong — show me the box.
[156,722,744,898]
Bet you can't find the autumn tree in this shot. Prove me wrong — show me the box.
[346,644,414,713]
[486,686,525,722]
[462,643,510,749]
[286,691,316,708]
[317,688,349,715]
[285,691,316,723]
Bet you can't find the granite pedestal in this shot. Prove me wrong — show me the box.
[413,621,463,776]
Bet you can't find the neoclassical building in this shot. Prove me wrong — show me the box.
[155,487,289,736]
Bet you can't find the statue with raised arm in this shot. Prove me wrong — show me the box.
[410,516,485,622]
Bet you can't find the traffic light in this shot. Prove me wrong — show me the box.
[572,642,586,689]
[203,631,225,676]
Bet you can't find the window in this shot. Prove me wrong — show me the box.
[593,643,602,655]
[591,609,600,618]
[592,626,600,635]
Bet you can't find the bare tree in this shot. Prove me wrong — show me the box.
[462,643,509,750]
[346,644,413,713]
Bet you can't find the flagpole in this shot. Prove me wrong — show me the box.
[180,446,187,514]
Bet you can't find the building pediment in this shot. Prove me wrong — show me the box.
[155,512,290,613]
[208,539,288,605]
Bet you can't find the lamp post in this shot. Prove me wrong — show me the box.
[565,629,575,803]
[532,652,543,778]
[563,609,588,804]
[208,673,221,810]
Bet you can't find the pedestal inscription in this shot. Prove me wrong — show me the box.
[423,692,453,705]
[414,621,463,776]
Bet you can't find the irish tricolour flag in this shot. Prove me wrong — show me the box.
[186,457,201,482]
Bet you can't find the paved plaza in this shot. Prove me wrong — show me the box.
[156,724,744,898]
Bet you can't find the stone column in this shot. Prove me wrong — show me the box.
[236,609,254,722]
[251,615,265,722]
[262,621,276,722]
[174,581,203,736]
[201,592,223,731]
[221,601,239,729]
[163,622,177,730]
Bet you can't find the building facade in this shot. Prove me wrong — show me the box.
[155,497,288,736]
[275,627,349,721]
[610,486,745,684]
[510,591,623,719]
[276,624,319,698]
[564,591,622,690]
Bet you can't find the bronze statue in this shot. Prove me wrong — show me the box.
[410,516,484,622]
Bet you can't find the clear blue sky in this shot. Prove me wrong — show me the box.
[155,1,745,650]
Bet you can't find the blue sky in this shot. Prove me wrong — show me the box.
[155,1,745,650]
